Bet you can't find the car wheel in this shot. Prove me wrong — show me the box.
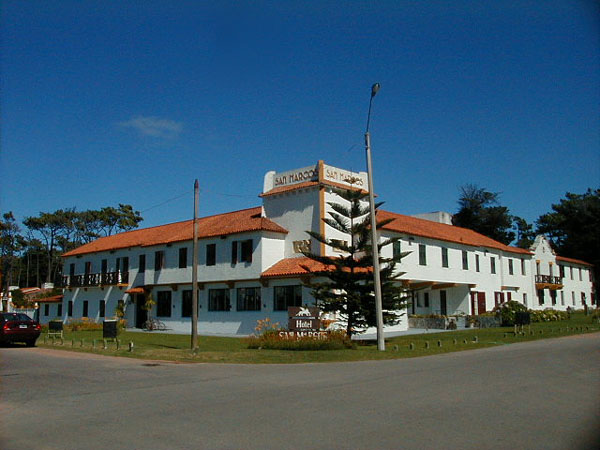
[25,339,37,347]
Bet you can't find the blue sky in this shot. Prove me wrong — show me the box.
[1,0,599,233]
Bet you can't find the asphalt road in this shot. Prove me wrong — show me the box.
[1,334,599,450]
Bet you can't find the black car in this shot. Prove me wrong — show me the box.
[0,312,41,346]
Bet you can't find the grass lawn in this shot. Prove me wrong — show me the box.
[36,312,600,364]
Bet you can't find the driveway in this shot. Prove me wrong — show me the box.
[1,334,598,449]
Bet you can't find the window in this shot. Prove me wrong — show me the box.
[69,263,75,278]
[157,291,172,317]
[441,247,449,268]
[579,268,582,281]
[139,254,146,273]
[538,289,544,305]
[536,261,540,275]
[560,291,565,306]
[57,303,63,317]
[424,292,430,308]
[182,290,199,318]
[475,254,480,272]
[208,289,230,311]
[572,291,576,306]
[419,244,427,266]
[548,263,553,277]
[122,257,129,274]
[522,293,527,306]
[85,261,92,274]
[231,239,253,263]
[416,292,422,307]
[101,259,108,274]
[274,285,302,311]
[581,292,586,304]
[521,259,526,276]
[241,239,253,263]
[44,304,49,316]
[550,290,557,306]
[462,251,468,270]
[237,287,261,311]
[154,251,165,271]
[508,259,513,275]
[490,257,496,274]
[569,266,573,280]
[99,300,105,318]
[179,247,188,269]
[206,244,216,266]
[393,240,402,260]
[68,301,73,317]
[559,265,565,278]
[82,300,89,317]
[231,241,238,264]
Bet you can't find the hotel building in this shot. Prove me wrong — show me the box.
[47,161,595,334]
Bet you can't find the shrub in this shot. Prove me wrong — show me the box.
[247,330,354,350]
[493,301,528,326]
[65,318,103,331]
[528,309,568,322]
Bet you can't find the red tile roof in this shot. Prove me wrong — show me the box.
[556,255,593,267]
[63,207,287,257]
[36,295,63,303]
[261,256,371,278]
[378,210,532,255]
[262,257,327,278]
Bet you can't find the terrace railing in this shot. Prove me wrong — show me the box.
[62,271,129,288]
[535,274,562,285]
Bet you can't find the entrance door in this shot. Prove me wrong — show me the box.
[477,292,486,314]
[135,294,147,328]
[440,290,447,316]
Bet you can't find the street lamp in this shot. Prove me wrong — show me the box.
[365,83,385,351]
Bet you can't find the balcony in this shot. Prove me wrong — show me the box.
[535,274,563,290]
[62,271,129,288]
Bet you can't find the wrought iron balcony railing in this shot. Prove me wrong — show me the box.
[535,274,562,285]
[62,271,129,288]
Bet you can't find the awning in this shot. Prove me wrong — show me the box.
[125,287,145,294]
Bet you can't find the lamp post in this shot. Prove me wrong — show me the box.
[365,83,385,351]
[191,179,199,351]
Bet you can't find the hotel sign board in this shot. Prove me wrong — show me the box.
[288,306,321,331]
[273,165,319,188]
[322,164,367,189]
[264,162,369,193]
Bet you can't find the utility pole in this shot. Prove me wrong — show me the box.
[365,82,385,351]
[191,179,199,351]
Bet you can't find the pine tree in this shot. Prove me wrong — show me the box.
[302,186,408,336]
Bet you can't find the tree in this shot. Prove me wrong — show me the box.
[98,204,143,236]
[512,216,535,249]
[302,185,408,337]
[1,212,24,291]
[452,184,515,245]
[21,204,144,285]
[536,188,600,291]
[23,211,70,283]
